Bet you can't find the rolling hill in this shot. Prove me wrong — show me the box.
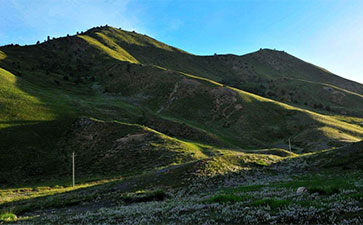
[1,25,363,224]
[0,25,363,183]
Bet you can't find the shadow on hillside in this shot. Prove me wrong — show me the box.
[1,142,361,220]
[0,120,76,185]
[0,162,189,216]
[0,120,45,125]
[0,43,147,185]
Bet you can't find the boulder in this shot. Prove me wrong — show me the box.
[296,186,307,195]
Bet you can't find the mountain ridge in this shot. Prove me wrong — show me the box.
[2,25,362,118]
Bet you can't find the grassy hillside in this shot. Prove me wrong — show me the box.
[0,26,362,223]
[0,26,362,184]
[1,26,363,118]
[69,27,363,117]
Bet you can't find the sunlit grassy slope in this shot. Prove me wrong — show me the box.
[78,34,138,63]
[101,27,363,116]
[0,25,362,184]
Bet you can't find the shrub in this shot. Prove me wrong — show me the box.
[308,186,339,195]
[256,159,269,166]
[0,213,17,221]
[121,190,167,204]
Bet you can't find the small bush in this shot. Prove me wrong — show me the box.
[256,159,269,166]
[0,213,17,221]
[121,190,167,203]
[308,186,339,195]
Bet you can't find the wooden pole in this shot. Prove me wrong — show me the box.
[72,151,75,187]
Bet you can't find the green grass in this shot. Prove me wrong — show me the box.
[221,170,361,197]
[0,177,120,205]
[308,186,339,195]
[78,34,139,63]
[255,159,269,166]
[249,198,291,209]
[0,213,17,222]
[206,170,362,214]
[208,193,251,204]
[272,171,358,192]
[0,176,125,215]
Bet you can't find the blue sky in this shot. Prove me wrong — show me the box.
[0,0,362,83]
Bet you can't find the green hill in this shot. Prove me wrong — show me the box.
[0,25,363,183]
[0,25,363,224]
[78,26,363,117]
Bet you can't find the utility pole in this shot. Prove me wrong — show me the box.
[72,151,75,187]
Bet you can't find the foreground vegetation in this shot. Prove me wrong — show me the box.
[0,148,362,224]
